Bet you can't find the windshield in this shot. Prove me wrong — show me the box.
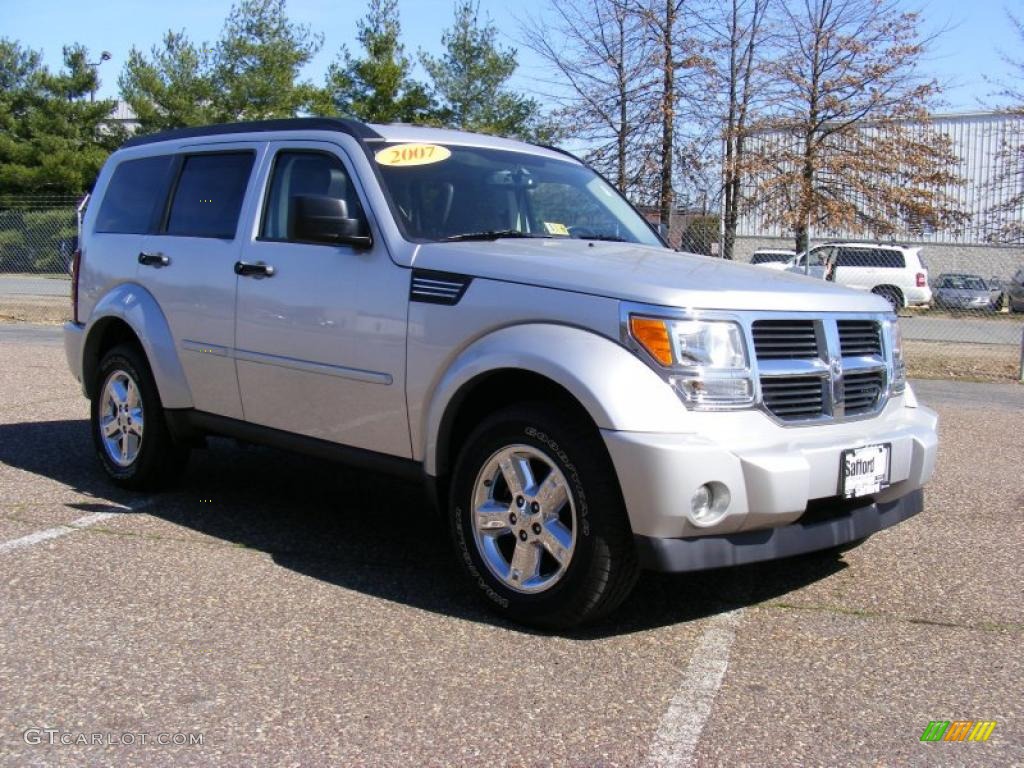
[370,142,662,246]
[939,275,986,290]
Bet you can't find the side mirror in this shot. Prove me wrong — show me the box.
[291,195,372,248]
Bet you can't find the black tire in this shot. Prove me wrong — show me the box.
[449,403,639,630]
[872,286,903,312]
[91,343,189,490]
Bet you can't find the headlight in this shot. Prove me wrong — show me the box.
[889,316,906,393]
[628,315,755,408]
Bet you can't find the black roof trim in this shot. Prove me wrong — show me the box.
[533,143,585,163]
[121,117,381,148]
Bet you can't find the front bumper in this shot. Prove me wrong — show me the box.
[602,393,938,541]
[635,488,922,572]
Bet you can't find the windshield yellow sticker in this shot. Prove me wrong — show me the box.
[375,143,451,167]
[544,222,570,236]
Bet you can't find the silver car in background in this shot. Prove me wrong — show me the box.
[933,273,1002,311]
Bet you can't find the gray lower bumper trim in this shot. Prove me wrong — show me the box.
[635,489,923,573]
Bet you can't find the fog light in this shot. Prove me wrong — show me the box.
[690,482,731,526]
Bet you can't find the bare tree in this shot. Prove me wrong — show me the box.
[519,0,659,196]
[701,0,773,258]
[631,0,709,234]
[748,0,965,251]
[985,7,1024,244]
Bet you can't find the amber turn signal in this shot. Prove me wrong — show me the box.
[630,316,673,366]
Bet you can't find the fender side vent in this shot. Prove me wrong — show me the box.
[410,270,472,306]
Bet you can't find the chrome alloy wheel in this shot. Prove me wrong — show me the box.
[99,369,144,467]
[471,444,577,594]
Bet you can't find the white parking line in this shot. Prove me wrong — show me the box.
[646,608,745,768]
[0,499,153,554]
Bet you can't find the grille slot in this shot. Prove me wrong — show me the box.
[409,270,471,305]
[760,376,826,419]
[751,320,819,359]
[837,320,882,357]
[843,370,886,414]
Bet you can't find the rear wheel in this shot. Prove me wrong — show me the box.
[872,285,903,312]
[91,344,189,490]
[449,403,639,629]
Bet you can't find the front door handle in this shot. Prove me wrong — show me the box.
[234,261,275,278]
[138,251,170,267]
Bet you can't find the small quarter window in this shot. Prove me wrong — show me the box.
[94,155,175,234]
[166,153,255,239]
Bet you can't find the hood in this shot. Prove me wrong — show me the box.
[412,239,891,313]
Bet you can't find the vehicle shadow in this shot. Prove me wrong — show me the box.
[0,419,848,639]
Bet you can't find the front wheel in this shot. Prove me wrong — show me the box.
[91,344,189,490]
[449,403,639,629]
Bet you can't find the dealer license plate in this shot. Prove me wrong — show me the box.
[840,444,890,499]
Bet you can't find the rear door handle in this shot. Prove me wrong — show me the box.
[138,252,170,267]
[234,261,275,278]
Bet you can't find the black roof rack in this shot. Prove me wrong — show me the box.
[122,117,382,148]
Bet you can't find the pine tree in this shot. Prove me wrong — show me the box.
[422,1,551,141]
[319,0,433,123]
[120,31,218,133]
[211,0,322,121]
[0,42,119,196]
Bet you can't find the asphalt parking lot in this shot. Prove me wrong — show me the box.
[1,325,1021,767]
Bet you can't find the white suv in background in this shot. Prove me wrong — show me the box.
[786,243,932,311]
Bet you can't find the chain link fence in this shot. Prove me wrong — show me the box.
[0,196,80,324]
[662,219,1024,383]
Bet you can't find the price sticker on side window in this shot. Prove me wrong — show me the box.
[840,443,890,499]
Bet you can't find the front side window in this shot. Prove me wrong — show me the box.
[371,143,661,246]
[94,155,175,234]
[166,153,254,239]
[261,151,361,241]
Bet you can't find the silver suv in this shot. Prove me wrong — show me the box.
[64,119,938,628]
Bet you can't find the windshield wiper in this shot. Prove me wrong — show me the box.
[577,234,628,243]
[443,230,547,242]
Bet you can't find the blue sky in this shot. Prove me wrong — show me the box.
[1,0,1019,111]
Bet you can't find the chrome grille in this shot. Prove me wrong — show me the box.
[837,320,882,357]
[751,320,819,359]
[760,376,826,419]
[843,370,886,414]
[751,315,890,424]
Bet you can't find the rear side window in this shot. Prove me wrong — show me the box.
[94,155,175,234]
[837,248,904,268]
[875,249,905,268]
[166,153,255,239]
